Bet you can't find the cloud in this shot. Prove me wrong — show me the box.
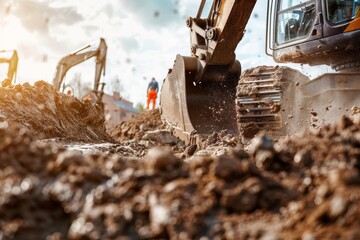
[3,0,289,107]
[119,0,182,28]
[11,0,83,34]
[99,3,114,18]
[83,25,99,37]
[119,37,140,53]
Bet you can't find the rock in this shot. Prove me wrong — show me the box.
[329,195,347,219]
[142,130,179,145]
[221,177,262,213]
[144,147,181,172]
[252,134,274,152]
[55,151,85,170]
[294,149,313,167]
[239,122,260,140]
[337,115,354,131]
[149,194,170,235]
[184,144,197,157]
[0,120,9,129]
[212,154,257,180]
[0,110,6,120]
[254,150,274,169]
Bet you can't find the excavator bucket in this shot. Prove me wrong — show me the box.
[160,55,240,144]
[159,0,255,144]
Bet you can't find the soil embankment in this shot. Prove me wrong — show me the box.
[1,103,360,239]
[0,81,111,142]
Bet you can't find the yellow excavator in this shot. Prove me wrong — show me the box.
[0,50,18,87]
[160,0,360,144]
[53,38,107,104]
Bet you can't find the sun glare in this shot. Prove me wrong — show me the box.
[0,16,25,48]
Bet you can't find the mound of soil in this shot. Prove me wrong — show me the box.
[109,109,165,142]
[0,81,111,142]
[1,113,360,239]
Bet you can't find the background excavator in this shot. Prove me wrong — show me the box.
[160,0,360,145]
[0,50,18,87]
[53,38,107,105]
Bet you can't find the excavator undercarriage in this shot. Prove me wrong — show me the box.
[237,65,360,140]
[236,66,290,139]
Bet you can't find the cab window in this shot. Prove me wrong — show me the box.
[326,0,360,24]
[276,0,316,44]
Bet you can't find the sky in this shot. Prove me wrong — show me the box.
[0,0,326,106]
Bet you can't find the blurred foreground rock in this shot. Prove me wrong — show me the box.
[1,112,360,239]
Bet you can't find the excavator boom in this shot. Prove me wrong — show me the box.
[0,50,18,85]
[53,38,107,103]
[187,0,256,81]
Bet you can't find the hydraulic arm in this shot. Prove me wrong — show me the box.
[53,38,107,102]
[160,0,256,144]
[0,50,18,85]
[187,0,256,80]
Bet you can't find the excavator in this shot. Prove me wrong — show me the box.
[0,50,18,87]
[53,38,107,105]
[160,0,360,145]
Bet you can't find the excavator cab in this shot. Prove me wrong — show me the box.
[266,0,360,67]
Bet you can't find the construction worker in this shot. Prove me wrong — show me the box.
[146,77,159,110]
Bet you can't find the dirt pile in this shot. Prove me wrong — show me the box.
[1,113,360,239]
[277,115,360,239]
[109,109,165,142]
[0,81,111,142]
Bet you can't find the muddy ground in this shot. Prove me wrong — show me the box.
[1,82,360,239]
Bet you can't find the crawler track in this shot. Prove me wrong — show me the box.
[236,66,284,137]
